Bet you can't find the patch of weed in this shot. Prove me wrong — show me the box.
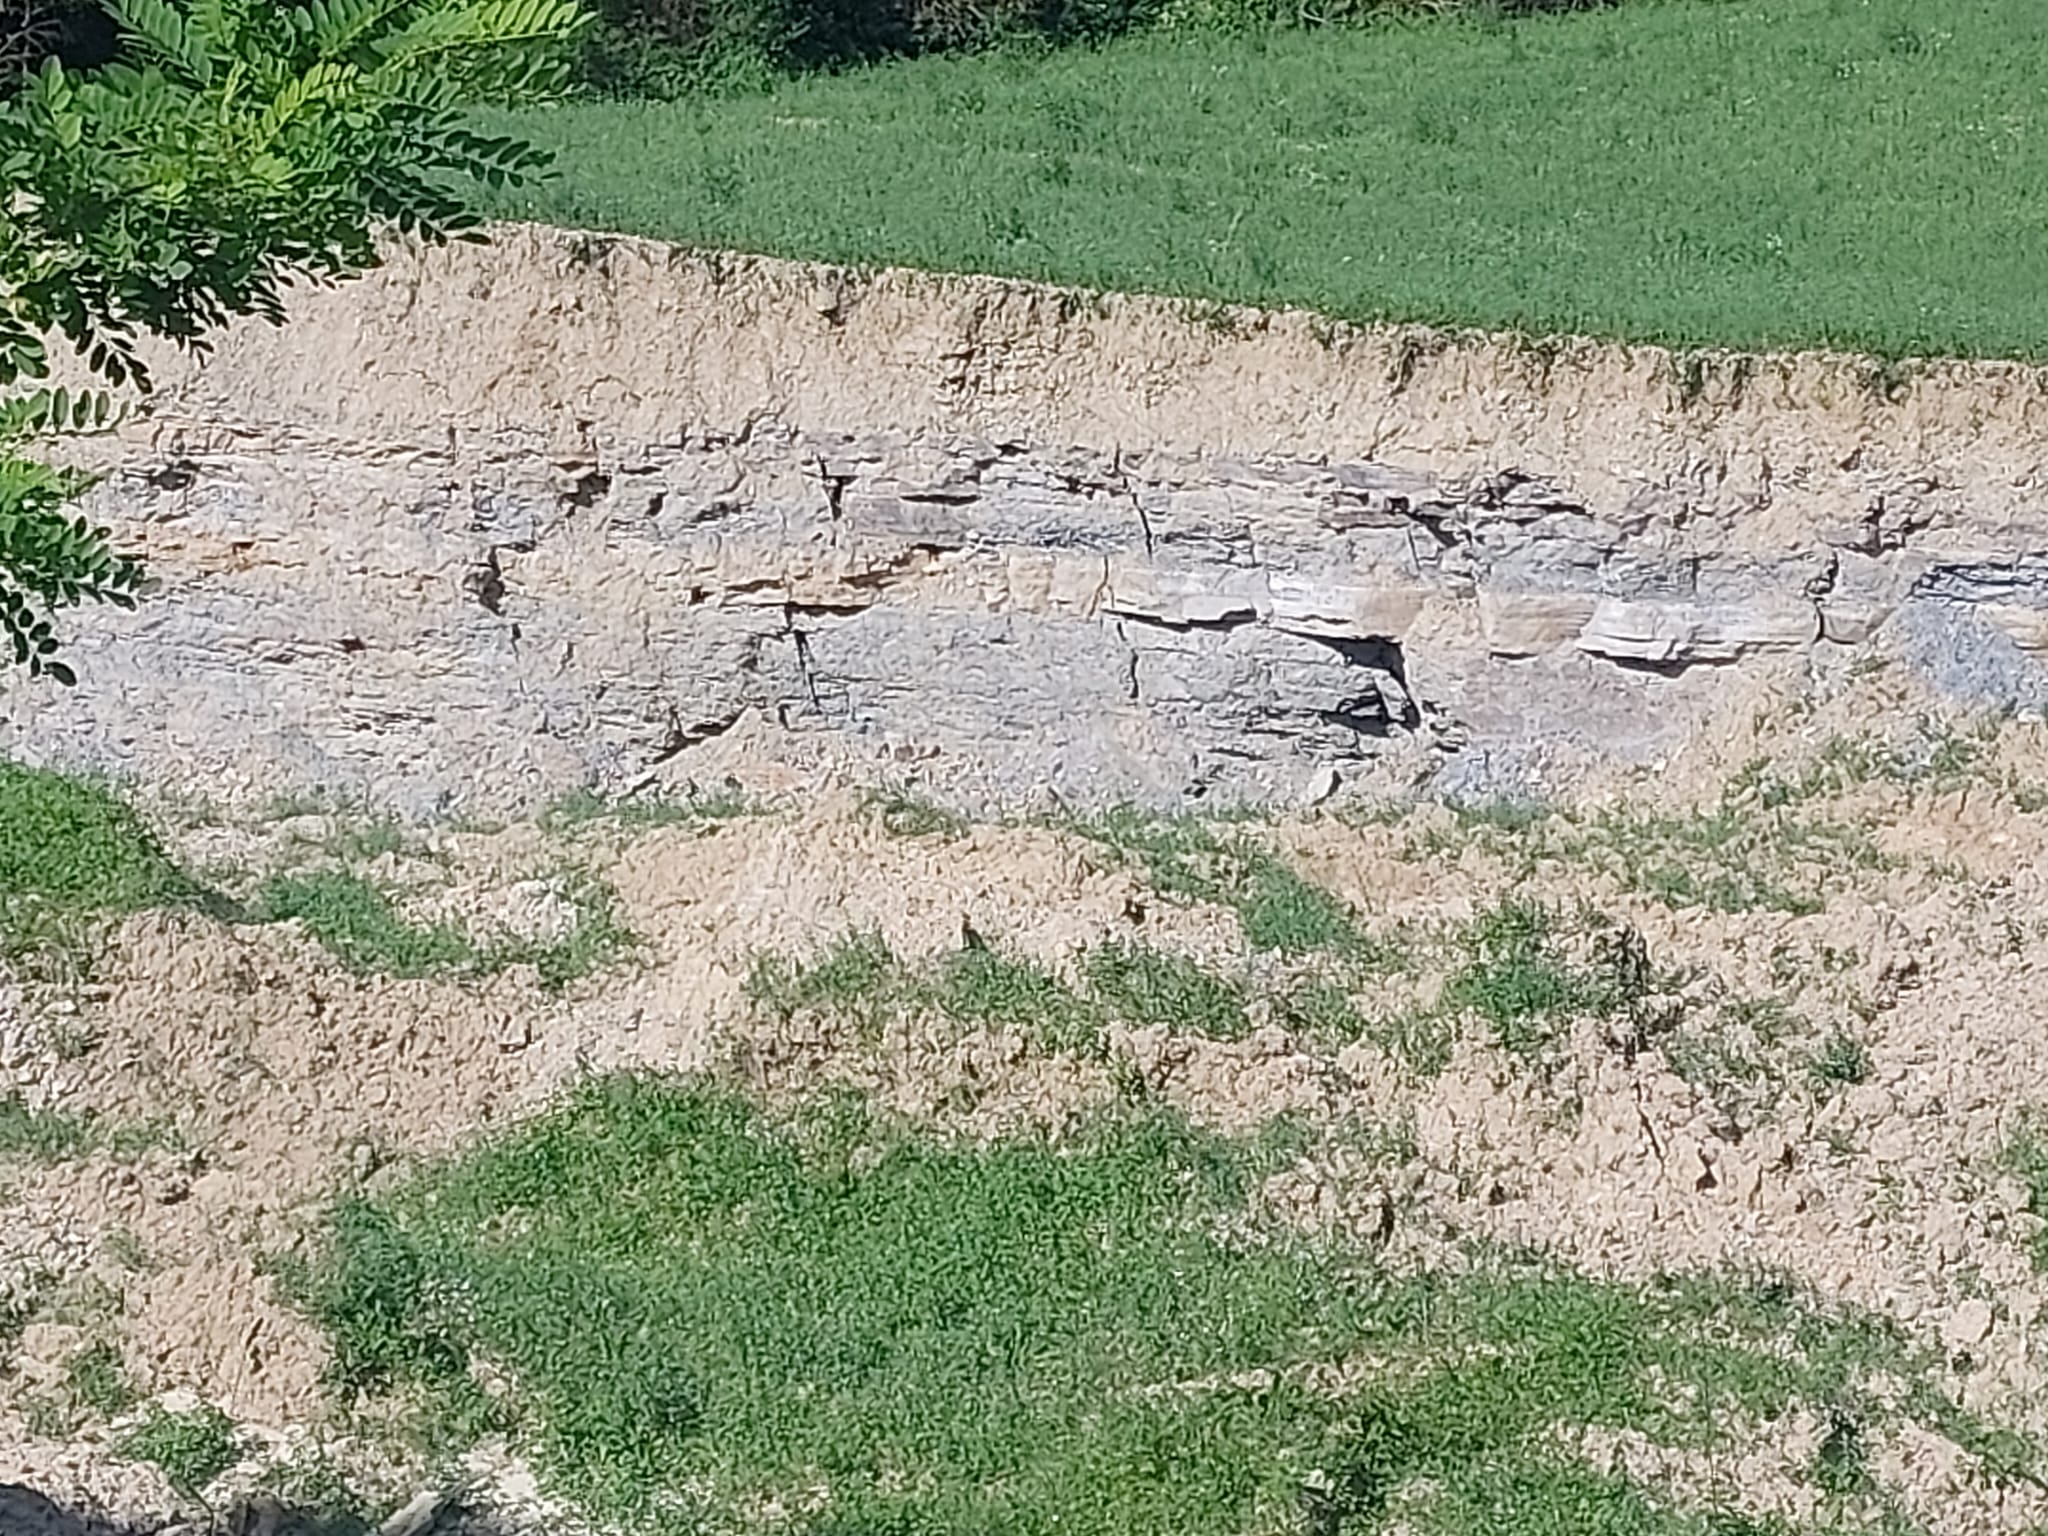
[255,872,473,978]
[1072,809,1372,957]
[101,1227,152,1273]
[1809,1031,1872,1089]
[287,1075,2031,1534]
[0,761,211,985]
[542,782,758,831]
[488,872,639,992]
[1445,900,1638,1055]
[0,1095,163,1163]
[65,1339,136,1418]
[118,1400,242,1499]
[1812,1409,1875,1498]
[1587,802,1882,916]
[2001,1117,2048,1273]
[1084,939,1249,1039]
[1273,978,1363,1046]
[1405,799,1556,864]
[1662,996,1806,1118]
[1069,806,1241,905]
[1366,1006,1459,1078]
[745,928,903,1027]
[255,870,634,993]
[0,1096,95,1160]
[865,788,969,841]
[0,762,194,914]
[931,946,1100,1053]
[322,817,408,864]
[1236,857,1369,957]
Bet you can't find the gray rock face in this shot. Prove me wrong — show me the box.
[6,411,2040,817]
[6,229,2048,814]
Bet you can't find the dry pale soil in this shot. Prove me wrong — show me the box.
[6,664,2048,1536]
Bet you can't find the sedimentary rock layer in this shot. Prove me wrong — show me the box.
[7,224,2047,811]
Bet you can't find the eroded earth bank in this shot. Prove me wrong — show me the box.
[5,235,2048,1535]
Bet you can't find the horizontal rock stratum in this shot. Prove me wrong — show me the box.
[8,223,2048,812]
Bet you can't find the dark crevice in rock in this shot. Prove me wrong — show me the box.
[790,625,823,711]
[463,549,507,616]
[563,467,611,509]
[1603,653,1739,679]
[1113,608,1260,636]
[145,459,199,492]
[1311,635,1423,730]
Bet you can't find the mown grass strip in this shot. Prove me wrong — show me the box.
[491,0,2048,359]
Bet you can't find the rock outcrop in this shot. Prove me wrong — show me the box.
[6,225,2047,812]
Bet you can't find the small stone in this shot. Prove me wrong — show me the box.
[1944,1298,1995,1350]
[494,1015,533,1052]
[1301,764,1340,807]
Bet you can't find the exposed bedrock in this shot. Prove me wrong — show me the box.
[7,225,2048,813]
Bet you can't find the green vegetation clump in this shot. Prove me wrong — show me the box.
[495,0,2048,360]
[0,761,206,980]
[2002,1117,2048,1273]
[746,927,1264,1049]
[117,1400,243,1499]
[1588,803,1884,918]
[0,761,190,912]
[1445,898,1646,1054]
[542,782,759,831]
[1406,775,1886,919]
[0,1094,171,1162]
[931,945,1100,1050]
[746,928,904,1030]
[0,1095,98,1161]
[256,872,474,980]
[64,1339,137,1418]
[1083,938,1248,1039]
[1069,808,1375,957]
[255,869,635,992]
[864,787,970,841]
[283,1074,2034,1534]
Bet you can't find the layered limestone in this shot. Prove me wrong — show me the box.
[8,224,2048,812]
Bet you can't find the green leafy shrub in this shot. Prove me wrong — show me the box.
[1,0,586,681]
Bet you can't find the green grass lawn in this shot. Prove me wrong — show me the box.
[486,0,2048,360]
[286,1073,2033,1535]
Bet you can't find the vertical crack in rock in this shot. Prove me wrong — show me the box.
[789,621,823,711]
[813,450,851,524]
[1112,446,1155,556]
[462,549,507,616]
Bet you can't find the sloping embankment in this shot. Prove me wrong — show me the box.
[9,223,2048,813]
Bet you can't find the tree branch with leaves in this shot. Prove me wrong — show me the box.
[0,0,587,680]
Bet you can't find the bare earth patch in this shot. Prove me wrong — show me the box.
[7,672,2048,1532]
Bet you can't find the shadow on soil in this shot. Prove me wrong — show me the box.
[0,1484,526,1536]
